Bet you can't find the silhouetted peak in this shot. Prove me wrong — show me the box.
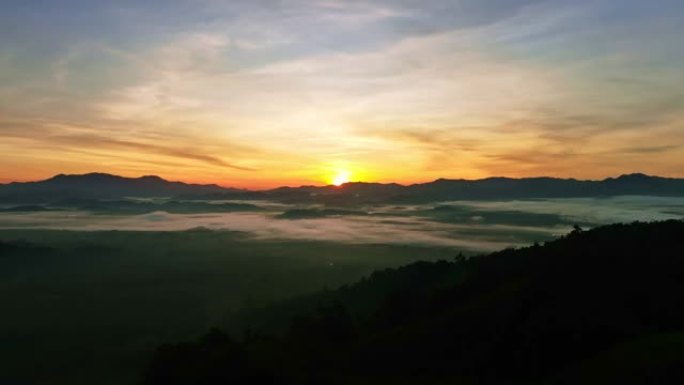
[1,172,235,200]
[602,173,665,185]
[44,173,181,185]
[430,178,464,184]
[615,173,654,180]
[138,175,165,182]
[48,172,122,181]
[47,173,73,181]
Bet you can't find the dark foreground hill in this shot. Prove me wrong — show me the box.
[141,220,684,385]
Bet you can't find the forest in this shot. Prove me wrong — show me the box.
[140,220,684,385]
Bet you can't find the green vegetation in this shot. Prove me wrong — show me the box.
[2,220,683,384]
[420,204,589,227]
[0,230,456,385]
[275,208,370,219]
[141,220,684,385]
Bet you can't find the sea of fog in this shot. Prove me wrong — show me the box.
[0,195,682,252]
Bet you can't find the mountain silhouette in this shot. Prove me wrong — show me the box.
[0,173,238,201]
[257,173,684,203]
[1,172,683,203]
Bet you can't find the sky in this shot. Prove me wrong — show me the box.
[1,0,683,188]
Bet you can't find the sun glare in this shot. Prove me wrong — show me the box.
[332,170,351,186]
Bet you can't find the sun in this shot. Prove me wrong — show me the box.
[331,170,351,186]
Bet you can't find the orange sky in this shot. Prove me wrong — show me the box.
[1,1,683,188]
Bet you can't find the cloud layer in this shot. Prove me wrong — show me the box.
[1,0,683,185]
[0,196,681,251]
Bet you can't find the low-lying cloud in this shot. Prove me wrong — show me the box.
[0,196,681,252]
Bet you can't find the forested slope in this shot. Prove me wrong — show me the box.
[141,220,684,384]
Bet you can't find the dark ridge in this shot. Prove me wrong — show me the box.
[141,220,684,385]
[2,172,684,203]
[0,172,243,202]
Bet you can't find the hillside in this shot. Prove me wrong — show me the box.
[141,220,684,384]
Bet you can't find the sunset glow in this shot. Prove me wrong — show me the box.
[331,171,351,186]
[2,3,684,383]
[0,1,683,188]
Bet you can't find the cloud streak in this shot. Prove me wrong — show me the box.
[49,134,257,171]
[0,0,683,185]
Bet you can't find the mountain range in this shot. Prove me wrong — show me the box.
[1,172,684,203]
[0,173,236,202]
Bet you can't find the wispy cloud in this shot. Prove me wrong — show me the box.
[1,0,683,184]
[49,134,257,171]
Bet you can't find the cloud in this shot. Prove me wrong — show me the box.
[48,134,257,171]
[1,197,682,250]
[1,0,684,183]
[621,145,680,154]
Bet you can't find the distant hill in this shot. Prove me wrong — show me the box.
[401,173,684,201]
[0,173,240,202]
[142,220,684,384]
[257,173,684,203]
[1,172,684,203]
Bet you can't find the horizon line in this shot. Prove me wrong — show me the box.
[0,171,677,192]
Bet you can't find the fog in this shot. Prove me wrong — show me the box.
[1,196,681,252]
